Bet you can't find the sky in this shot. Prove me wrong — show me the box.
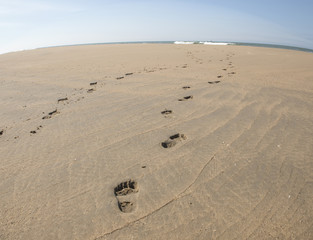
[1,0,313,54]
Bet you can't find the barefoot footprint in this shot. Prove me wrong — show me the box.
[42,109,59,120]
[208,81,220,84]
[114,179,139,213]
[58,97,68,103]
[87,88,95,93]
[161,109,173,115]
[161,133,187,148]
[178,96,193,101]
[182,86,190,89]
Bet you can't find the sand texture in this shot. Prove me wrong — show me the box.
[1,44,313,239]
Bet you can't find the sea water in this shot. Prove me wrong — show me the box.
[40,41,313,53]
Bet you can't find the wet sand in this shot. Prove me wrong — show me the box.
[1,44,313,239]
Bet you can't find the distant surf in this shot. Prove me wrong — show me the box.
[174,41,232,45]
[31,41,313,55]
[172,41,313,52]
[174,41,195,44]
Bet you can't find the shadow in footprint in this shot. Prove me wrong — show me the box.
[42,110,59,120]
[118,201,134,213]
[114,179,138,196]
[178,96,193,101]
[58,97,68,103]
[125,73,133,76]
[182,86,190,89]
[208,81,221,84]
[116,76,124,80]
[161,109,172,115]
[162,133,187,148]
[90,82,97,86]
[31,125,43,134]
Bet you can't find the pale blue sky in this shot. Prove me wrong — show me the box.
[1,0,313,53]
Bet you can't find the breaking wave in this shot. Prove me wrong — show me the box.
[174,41,233,45]
[174,41,195,44]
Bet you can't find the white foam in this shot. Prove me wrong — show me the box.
[174,41,195,44]
[174,41,233,45]
[200,42,232,45]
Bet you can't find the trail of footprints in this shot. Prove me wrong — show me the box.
[0,50,237,216]
[4,72,134,138]
[113,51,237,213]
[1,64,194,140]
[11,65,169,140]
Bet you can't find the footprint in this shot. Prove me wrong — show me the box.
[178,96,193,101]
[42,110,59,120]
[116,76,124,80]
[161,133,187,148]
[182,86,190,89]
[208,81,221,84]
[161,109,172,115]
[87,88,95,93]
[90,82,97,86]
[30,125,42,134]
[217,75,223,78]
[125,73,133,76]
[114,179,139,213]
[58,97,68,103]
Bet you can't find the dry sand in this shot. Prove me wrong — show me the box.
[1,44,313,239]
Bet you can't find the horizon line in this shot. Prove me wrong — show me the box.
[2,40,313,55]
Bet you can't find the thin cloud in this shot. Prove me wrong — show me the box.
[0,0,83,15]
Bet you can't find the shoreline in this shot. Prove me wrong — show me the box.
[2,41,313,56]
[38,41,313,53]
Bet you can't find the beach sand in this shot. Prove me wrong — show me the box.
[1,44,313,239]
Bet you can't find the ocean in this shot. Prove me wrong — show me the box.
[42,41,313,53]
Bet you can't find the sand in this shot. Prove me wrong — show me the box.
[1,44,313,239]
